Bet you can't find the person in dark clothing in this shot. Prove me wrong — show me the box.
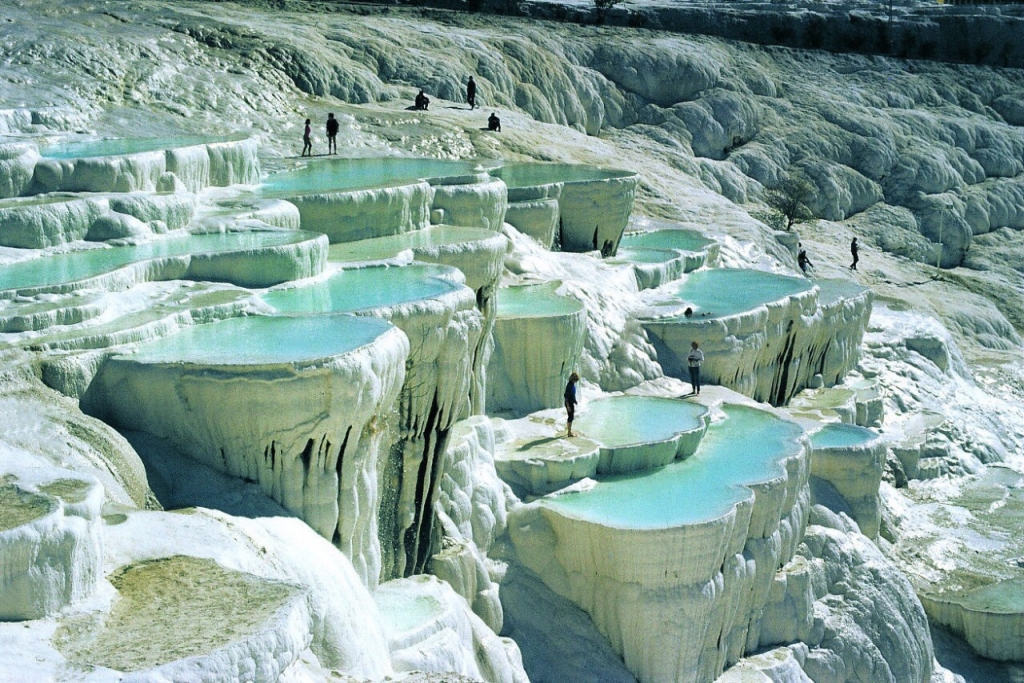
[798,247,813,274]
[301,118,312,157]
[487,112,501,132]
[414,90,430,111]
[467,76,477,110]
[326,113,339,155]
[564,372,580,437]
[686,341,704,396]
[850,237,859,270]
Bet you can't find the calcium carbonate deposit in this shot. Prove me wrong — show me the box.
[1,0,1023,682]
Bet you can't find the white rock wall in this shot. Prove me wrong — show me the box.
[32,150,167,194]
[288,182,433,243]
[558,176,639,254]
[0,469,103,620]
[431,177,509,232]
[85,324,409,585]
[508,418,811,683]
[0,142,39,199]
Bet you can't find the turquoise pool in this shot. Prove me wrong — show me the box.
[497,283,582,318]
[40,136,241,159]
[619,229,714,253]
[121,314,392,366]
[809,423,878,450]
[261,157,484,196]
[574,395,706,449]
[670,269,813,319]
[328,226,496,263]
[0,232,314,292]
[262,264,462,314]
[545,405,804,528]
[491,163,633,188]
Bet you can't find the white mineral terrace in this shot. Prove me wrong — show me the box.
[488,282,587,415]
[0,229,328,296]
[807,422,885,538]
[643,268,872,405]
[5,7,1017,674]
[509,402,809,683]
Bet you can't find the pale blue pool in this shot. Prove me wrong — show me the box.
[261,157,483,196]
[40,136,240,159]
[497,284,582,318]
[612,247,681,265]
[619,229,714,253]
[262,264,461,314]
[574,396,706,449]
[328,226,496,263]
[810,423,878,450]
[491,163,633,188]
[0,232,314,292]
[545,405,804,528]
[669,269,813,319]
[121,314,392,366]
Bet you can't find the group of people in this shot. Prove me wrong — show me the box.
[301,113,340,157]
[303,76,503,156]
[797,237,860,275]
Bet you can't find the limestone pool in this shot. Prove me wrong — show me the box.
[40,136,241,159]
[809,423,878,450]
[328,226,497,263]
[545,405,804,528]
[0,231,317,292]
[261,263,463,314]
[573,395,706,450]
[120,314,393,366]
[668,268,813,319]
[619,229,715,253]
[497,283,582,318]
[261,157,483,196]
[491,162,633,188]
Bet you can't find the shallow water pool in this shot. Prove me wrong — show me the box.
[546,405,804,528]
[262,263,461,314]
[0,232,313,292]
[492,162,632,188]
[809,423,878,450]
[122,314,392,366]
[497,283,582,318]
[670,268,813,319]
[261,157,483,196]
[40,136,240,159]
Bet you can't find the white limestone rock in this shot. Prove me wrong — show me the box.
[288,181,433,243]
[431,176,508,232]
[0,142,39,199]
[0,468,103,620]
[32,150,167,194]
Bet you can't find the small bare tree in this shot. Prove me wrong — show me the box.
[759,171,816,231]
[593,0,622,24]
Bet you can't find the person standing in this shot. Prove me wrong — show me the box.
[564,372,580,437]
[466,76,477,110]
[301,118,312,157]
[687,341,704,396]
[326,113,339,155]
[850,236,859,270]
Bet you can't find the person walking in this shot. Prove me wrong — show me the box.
[326,113,339,155]
[797,246,813,275]
[850,236,859,270]
[564,372,580,437]
[686,341,704,396]
[301,118,312,157]
[466,76,477,110]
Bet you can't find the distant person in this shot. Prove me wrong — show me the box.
[684,307,693,317]
[487,112,501,132]
[326,113,339,155]
[564,372,580,437]
[301,118,312,157]
[414,90,430,111]
[467,76,477,110]
[687,341,704,396]
[850,236,859,270]
[798,246,813,275]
